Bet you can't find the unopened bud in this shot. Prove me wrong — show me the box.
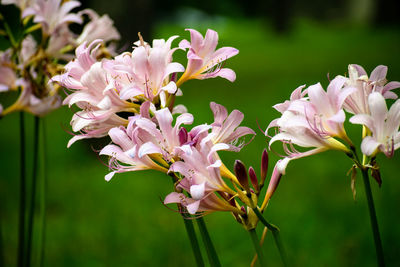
[234,160,250,193]
[248,166,259,192]
[265,163,283,200]
[260,149,269,186]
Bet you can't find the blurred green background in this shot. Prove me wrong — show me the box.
[1,0,400,266]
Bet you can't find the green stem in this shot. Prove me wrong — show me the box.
[253,208,288,266]
[182,214,204,267]
[249,229,266,267]
[169,177,204,267]
[2,19,17,48]
[38,119,47,267]
[361,168,385,266]
[0,216,4,267]
[196,217,221,267]
[17,112,26,267]
[26,116,40,267]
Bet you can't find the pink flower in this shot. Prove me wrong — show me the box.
[1,80,61,116]
[53,40,137,146]
[303,76,355,140]
[135,107,194,162]
[23,0,83,35]
[99,102,194,180]
[45,25,75,59]
[177,29,238,84]
[99,123,169,181]
[108,35,184,104]
[76,9,120,45]
[0,51,18,92]
[165,140,241,215]
[207,102,255,151]
[350,92,400,157]
[267,77,352,173]
[343,64,400,115]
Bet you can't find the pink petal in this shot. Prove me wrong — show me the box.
[308,83,330,115]
[190,182,206,200]
[215,68,236,82]
[105,171,116,182]
[186,29,204,51]
[178,39,191,49]
[211,47,239,63]
[370,65,387,82]
[201,29,218,57]
[186,200,201,215]
[108,127,133,151]
[350,64,367,76]
[361,136,380,156]
[165,62,185,76]
[138,142,162,158]
[369,92,388,122]
[164,192,185,204]
[349,114,374,131]
[119,87,144,100]
[210,102,228,125]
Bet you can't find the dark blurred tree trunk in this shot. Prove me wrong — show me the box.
[270,0,291,33]
[374,0,400,26]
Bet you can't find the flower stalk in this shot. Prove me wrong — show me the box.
[248,229,266,267]
[197,217,221,267]
[17,111,26,267]
[252,208,288,267]
[182,213,204,267]
[361,167,385,266]
[26,116,40,266]
[170,177,204,267]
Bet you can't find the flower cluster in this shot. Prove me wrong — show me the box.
[53,29,238,146]
[268,64,400,178]
[54,28,290,230]
[0,0,120,117]
[100,102,255,215]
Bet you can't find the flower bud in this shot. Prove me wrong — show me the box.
[248,166,259,192]
[265,162,283,200]
[234,160,250,193]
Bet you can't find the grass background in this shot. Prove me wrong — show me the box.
[1,17,400,266]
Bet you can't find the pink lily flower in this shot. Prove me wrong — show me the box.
[207,102,255,151]
[0,50,18,92]
[76,9,120,45]
[177,29,238,84]
[108,35,184,104]
[266,85,307,134]
[135,107,194,162]
[99,102,195,180]
[164,186,240,215]
[350,92,400,157]
[53,40,137,146]
[303,76,355,140]
[99,123,169,181]
[52,39,101,89]
[1,80,61,117]
[343,64,400,115]
[268,77,353,173]
[165,140,241,215]
[22,0,83,35]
